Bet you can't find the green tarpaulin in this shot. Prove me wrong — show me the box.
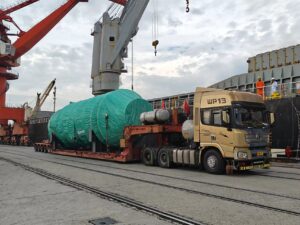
[48,89,152,148]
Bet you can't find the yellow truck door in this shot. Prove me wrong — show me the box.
[210,109,234,158]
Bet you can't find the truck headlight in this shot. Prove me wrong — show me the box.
[237,151,248,159]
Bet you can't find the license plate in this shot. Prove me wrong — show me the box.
[256,151,264,156]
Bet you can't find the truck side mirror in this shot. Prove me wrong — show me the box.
[270,112,275,125]
[222,110,230,125]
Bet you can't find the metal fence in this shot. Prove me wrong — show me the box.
[150,81,300,111]
[236,81,300,100]
[151,96,194,111]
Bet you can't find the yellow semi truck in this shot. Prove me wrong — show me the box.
[184,87,273,173]
[137,87,273,174]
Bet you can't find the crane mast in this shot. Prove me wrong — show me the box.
[91,0,149,95]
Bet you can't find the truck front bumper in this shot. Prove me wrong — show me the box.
[233,158,271,171]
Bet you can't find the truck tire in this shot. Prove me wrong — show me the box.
[142,147,155,166]
[158,148,172,168]
[203,149,225,174]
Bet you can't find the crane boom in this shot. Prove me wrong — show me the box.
[0,0,39,19]
[110,0,127,6]
[110,0,149,65]
[38,79,56,109]
[13,0,88,59]
[91,0,149,95]
[32,79,56,116]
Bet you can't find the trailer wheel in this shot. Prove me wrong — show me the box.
[158,148,171,168]
[142,147,156,166]
[203,149,225,174]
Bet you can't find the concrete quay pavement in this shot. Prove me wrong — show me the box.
[0,155,171,225]
[1,145,300,225]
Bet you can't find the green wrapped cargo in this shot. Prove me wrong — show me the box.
[48,89,152,148]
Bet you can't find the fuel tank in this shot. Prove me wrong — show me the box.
[140,109,170,124]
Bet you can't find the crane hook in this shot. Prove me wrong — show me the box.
[152,40,159,56]
[186,0,190,13]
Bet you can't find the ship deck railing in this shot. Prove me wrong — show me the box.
[148,81,300,110]
[242,81,300,100]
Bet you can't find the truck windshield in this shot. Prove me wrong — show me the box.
[233,104,267,128]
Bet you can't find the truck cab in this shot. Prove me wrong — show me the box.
[193,88,271,173]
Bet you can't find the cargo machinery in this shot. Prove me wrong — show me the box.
[0,0,88,144]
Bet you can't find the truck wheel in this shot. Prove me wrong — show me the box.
[203,150,225,174]
[142,147,155,166]
[158,148,172,168]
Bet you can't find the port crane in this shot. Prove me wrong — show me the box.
[0,0,88,120]
[0,0,88,143]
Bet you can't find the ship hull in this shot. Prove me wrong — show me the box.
[266,97,300,153]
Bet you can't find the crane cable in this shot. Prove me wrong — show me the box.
[151,0,159,56]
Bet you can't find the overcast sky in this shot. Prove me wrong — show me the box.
[2,0,300,111]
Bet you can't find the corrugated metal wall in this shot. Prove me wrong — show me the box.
[210,45,300,95]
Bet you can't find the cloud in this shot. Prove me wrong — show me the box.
[3,0,300,111]
[167,17,183,27]
[7,42,93,110]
